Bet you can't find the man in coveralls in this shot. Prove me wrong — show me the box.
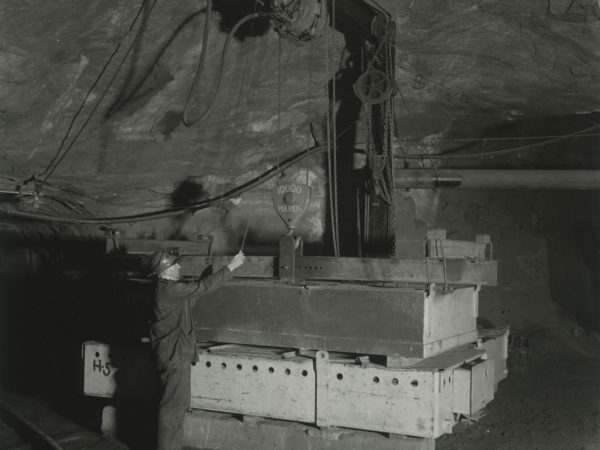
[147,247,245,450]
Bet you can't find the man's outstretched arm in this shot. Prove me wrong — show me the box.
[184,251,245,305]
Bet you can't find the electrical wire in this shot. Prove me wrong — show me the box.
[105,3,203,118]
[436,133,600,142]
[206,183,227,266]
[331,0,339,256]
[305,36,313,185]
[9,116,594,223]
[397,85,432,172]
[182,11,270,126]
[233,0,260,122]
[325,27,337,255]
[181,0,213,126]
[37,0,148,177]
[276,34,282,170]
[104,0,158,117]
[396,123,600,160]
[1,116,361,208]
[0,144,331,225]
[36,0,155,191]
[6,120,597,224]
[398,89,422,142]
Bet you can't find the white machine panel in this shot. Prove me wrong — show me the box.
[320,358,455,438]
[82,340,155,401]
[453,359,494,415]
[82,329,508,439]
[191,346,316,423]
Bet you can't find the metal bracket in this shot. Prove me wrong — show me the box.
[105,229,121,253]
[315,350,330,427]
[278,234,303,283]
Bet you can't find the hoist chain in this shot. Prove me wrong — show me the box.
[384,97,397,256]
[362,17,397,256]
[380,101,392,206]
[366,105,375,168]
[380,33,396,255]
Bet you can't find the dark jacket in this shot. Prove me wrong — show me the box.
[149,267,233,364]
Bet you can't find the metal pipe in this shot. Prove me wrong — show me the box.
[394,169,600,190]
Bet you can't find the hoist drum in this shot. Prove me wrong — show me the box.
[271,0,328,41]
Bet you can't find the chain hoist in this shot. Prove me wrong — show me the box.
[357,11,397,256]
[353,15,396,105]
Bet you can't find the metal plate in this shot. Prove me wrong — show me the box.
[190,256,497,286]
[320,354,455,438]
[82,341,155,401]
[195,283,425,357]
[453,359,494,415]
[195,283,478,358]
[423,287,478,357]
[292,257,497,285]
[190,348,315,422]
[480,327,509,389]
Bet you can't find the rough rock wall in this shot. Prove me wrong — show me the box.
[390,0,600,139]
[2,0,599,249]
[1,0,338,251]
[1,0,599,328]
[399,186,599,332]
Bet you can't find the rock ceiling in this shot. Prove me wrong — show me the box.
[0,0,599,240]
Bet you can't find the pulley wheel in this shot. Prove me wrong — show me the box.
[353,69,393,105]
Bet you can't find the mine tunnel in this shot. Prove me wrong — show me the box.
[0,1,599,449]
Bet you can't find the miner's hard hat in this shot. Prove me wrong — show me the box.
[147,247,180,276]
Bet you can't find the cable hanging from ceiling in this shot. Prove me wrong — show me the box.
[181,0,212,126]
[12,0,599,226]
[1,106,367,224]
[32,0,158,195]
[182,7,270,126]
[325,0,340,256]
[182,0,327,126]
[276,33,282,172]
[1,144,332,225]
[205,1,264,265]
[305,30,314,186]
[5,118,598,225]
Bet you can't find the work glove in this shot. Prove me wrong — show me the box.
[227,251,245,272]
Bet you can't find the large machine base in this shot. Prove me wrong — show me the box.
[190,327,508,439]
[83,328,508,442]
[184,410,435,450]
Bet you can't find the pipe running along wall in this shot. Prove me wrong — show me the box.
[394,169,600,190]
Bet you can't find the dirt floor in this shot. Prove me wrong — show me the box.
[437,327,600,450]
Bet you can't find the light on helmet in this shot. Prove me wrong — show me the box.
[148,247,180,276]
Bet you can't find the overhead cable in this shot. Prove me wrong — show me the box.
[182,10,270,126]
[35,0,157,192]
[181,0,213,126]
[438,133,600,142]
[1,145,330,225]
[397,123,600,160]
[6,122,598,224]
